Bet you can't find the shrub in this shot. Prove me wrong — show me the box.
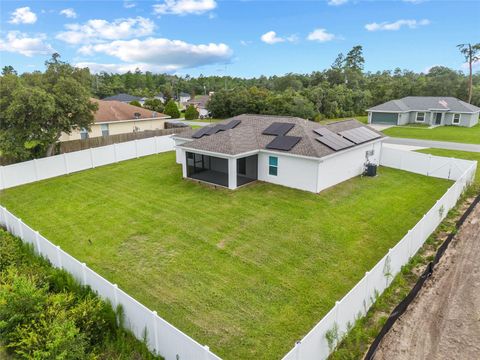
[184,105,199,120]
[143,98,164,113]
[163,99,180,118]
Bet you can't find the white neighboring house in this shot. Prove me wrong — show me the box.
[172,114,384,193]
[367,96,480,127]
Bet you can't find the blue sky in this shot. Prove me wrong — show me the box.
[0,0,479,77]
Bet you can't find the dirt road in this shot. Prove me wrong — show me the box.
[373,202,480,360]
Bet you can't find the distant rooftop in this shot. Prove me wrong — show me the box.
[368,96,480,113]
[91,98,169,123]
[102,93,142,102]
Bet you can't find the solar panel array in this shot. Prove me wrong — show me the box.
[191,119,241,138]
[314,128,355,151]
[338,127,381,144]
[266,135,302,151]
[262,122,295,136]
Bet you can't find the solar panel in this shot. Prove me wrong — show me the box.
[191,127,211,138]
[339,127,381,144]
[266,136,301,151]
[313,127,354,151]
[223,119,241,130]
[262,122,295,136]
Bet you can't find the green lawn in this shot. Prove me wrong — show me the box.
[0,152,452,359]
[383,123,480,144]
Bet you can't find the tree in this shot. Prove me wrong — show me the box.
[143,98,164,112]
[2,65,17,76]
[164,99,180,118]
[129,100,142,107]
[184,105,199,120]
[457,43,480,103]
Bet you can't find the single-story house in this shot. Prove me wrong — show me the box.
[367,96,480,127]
[186,95,210,118]
[59,99,170,141]
[102,93,142,104]
[172,114,384,193]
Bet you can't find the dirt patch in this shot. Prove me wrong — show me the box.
[373,203,480,360]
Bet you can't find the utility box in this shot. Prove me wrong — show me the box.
[365,163,377,177]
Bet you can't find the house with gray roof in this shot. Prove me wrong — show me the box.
[102,93,142,104]
[172,114,384,192]
[367,96,480,127]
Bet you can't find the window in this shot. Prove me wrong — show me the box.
[416,112,425,122]
[80,128,89,140]
[101,124,109,137]
[453,113,461,125]
[268,156,278,176]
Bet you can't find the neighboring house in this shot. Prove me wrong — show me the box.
[173,114,384,193]
[186,95,210,118]
[367,96,480,127]
[178,92,191,104]
[102,93,142,104]
[154,93,166,103]
[59,99,170,141]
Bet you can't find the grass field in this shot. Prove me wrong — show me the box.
[383,124,480,144]
[0,152,452,359]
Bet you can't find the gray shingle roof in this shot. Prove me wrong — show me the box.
[174,114,384,159]
[368,96,480,113]
[103,93,142,102]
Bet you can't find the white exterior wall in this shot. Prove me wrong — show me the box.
[316,141,382,193]
[397,112,410,125]
[257,152,319,193]
[174,138,191,164]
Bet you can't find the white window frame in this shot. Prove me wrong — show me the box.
[80,128,89,140]
[452,113,461,125]
[100,123,109,137]
[415,112,425,123]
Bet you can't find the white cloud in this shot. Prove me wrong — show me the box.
[56,17,155,44]
[328,0,348,5]
[365,19,430,31]
[75,62,180,74]
[60,8,77,19]
[124,1,137,8]
[260,31,297,45]
[153,0,216,15]
[307,28,336,42]
[0,31,53,57]
[77,37,232,72]
[9,7,37,24]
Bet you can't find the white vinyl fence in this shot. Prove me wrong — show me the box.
[0,135,175,190]
[0,135,221,360]
[0,207,221,360]
[282,147,477,360]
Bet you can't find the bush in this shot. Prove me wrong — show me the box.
[163,99,180,118]
[129,100,142,107]
[184,105,199,120]
[143,98,164,113]
[0,230,161,359]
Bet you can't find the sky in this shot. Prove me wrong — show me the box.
[0,0,479,78]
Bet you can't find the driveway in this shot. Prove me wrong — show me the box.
[384,137,480,153]
[373,201,480,360]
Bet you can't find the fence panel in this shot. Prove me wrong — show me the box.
[2,160,36,188]
[336,276,369,335]
[115,141,137,162]
[20,222,37,246]
[36,155,66,180]
[137,137,157,157]
[155,136,175,153]
[92,145,116,167]
[59,250,86,285]
[66,149,93,173]
[84,268,117,304]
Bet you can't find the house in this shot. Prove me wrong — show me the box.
[186,95,210,118]
[172,114,384,193]
[154,93,166,103]
[178,92,191,104]
[367,96,480,127]
[59,99,170,141]
[102,93,142,104]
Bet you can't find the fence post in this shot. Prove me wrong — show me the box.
[89,148,94,168]
[363,271,370,312]
[56,245,63,268]
[63,153,69,174]
[294,340,302,360]
[407,229,413,258]
[152,311,159,352]
[35,231,41,253]
[33,158,39,180]
[17,217,24,239]
[82,263,87,285]
[204,345,211,360]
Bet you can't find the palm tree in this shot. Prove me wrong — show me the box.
[457,43,480,104]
